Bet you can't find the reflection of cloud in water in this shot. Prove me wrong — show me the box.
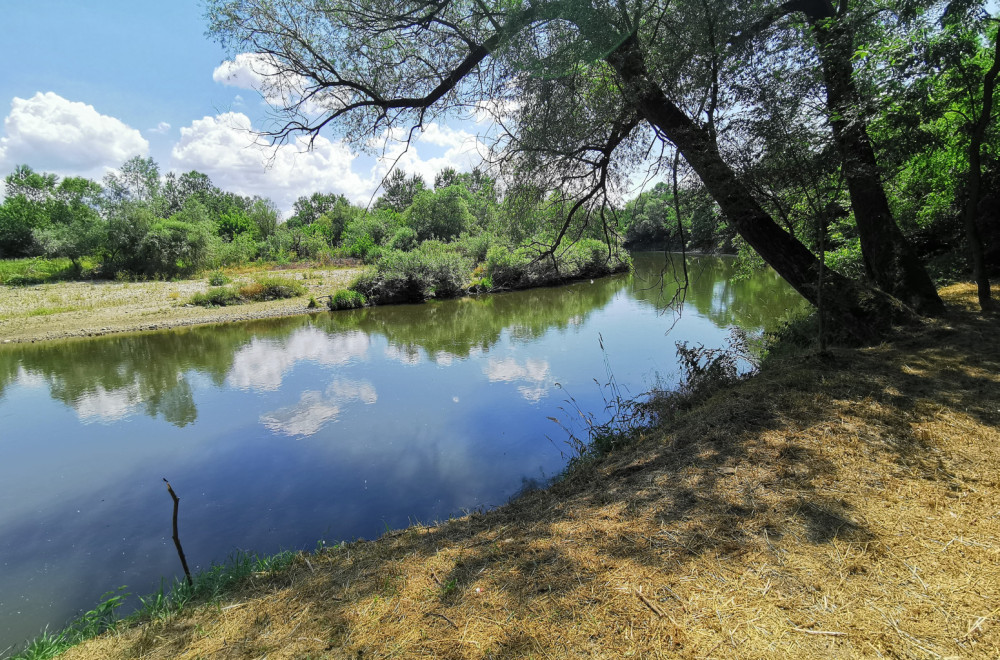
[383,343,422,365]
[227,329,370,391]
[16,366,46,389]
[261,379,377,436]
[75,384,141,423]
[484,357,552,403]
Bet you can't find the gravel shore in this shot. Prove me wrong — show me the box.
[0,267,362,344]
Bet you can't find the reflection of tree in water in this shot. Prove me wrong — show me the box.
[323,275,625,360]
[0,321,314,427]
[0,254,806,426]
[629,253,807,332]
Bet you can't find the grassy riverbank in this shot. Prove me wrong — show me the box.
[13,283,1000,659]
[0,242,629,344]
[0,265,362,344]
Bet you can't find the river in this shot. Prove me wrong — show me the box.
[0,252,806,651]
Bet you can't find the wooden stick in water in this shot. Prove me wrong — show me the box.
[163,478,193,586]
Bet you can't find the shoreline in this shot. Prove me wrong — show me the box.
[0,267,362,345]
[0,261,634,345]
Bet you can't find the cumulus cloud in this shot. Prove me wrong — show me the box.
[149,121,171,134]
[213,53,283,90]
[172,112,486,213]
[369,123,486,190]
[0,92,148,176]
[171,112,372,209]
[213,53,349,116]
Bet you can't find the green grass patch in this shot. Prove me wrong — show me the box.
[0,257,96,285]
[207,269,231,286]
[25,305,78,317]
[8,550,298,660]
[328,289,367,310]
[189,276,306,307]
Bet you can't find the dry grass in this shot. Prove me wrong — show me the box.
[61,283,1000,659]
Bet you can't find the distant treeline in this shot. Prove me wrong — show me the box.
[0,159,635,298]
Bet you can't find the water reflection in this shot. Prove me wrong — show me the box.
[484,357,553,403]
[227,329,371,391]
[261,379,378,437]
[0,253,806,649]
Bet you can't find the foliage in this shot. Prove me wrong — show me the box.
[646,328,764,422]
[190,276,306,306]
[375,169,427,213]
[0,194,47,258]
[405,185,474,242]
[260,225,330,263]
[218,209,259,241]
[341,209,400,261]
[328,289,367,310]
[0,257,93,285]
[352,241,473,304]
[208,269,230,286]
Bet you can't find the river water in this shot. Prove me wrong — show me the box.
[0,252,805,650]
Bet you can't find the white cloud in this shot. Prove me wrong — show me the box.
[213,53,350,117]
[149,121,171,134]
[213,53,283,91]
[172,112,486,213]
[171,112,372,210]
[369,123,486,190]
[0,92,148,177]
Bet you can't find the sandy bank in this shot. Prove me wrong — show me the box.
[0,267,362,344]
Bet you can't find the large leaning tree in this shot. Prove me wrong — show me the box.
[206,0,946,340]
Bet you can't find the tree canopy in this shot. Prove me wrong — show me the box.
[204,0,999,338]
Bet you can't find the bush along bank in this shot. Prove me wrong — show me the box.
[349,237,631,306]
[189,276,306,307]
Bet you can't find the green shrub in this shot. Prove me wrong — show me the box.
[454,231,494,263]
[484,244,531,288]
[190,286,242,307]
[211,231,259,267]
[351,243,472,304]
[560,238,610,278]
[328,290,367,310]
[0,257,90,285]
[189,276,305,306]
[207,269,230,286]
[387,226,419,252]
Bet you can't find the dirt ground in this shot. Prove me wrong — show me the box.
[0,267,361,344]
[44,283,1000,659]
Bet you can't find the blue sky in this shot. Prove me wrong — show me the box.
[0,1,484,213]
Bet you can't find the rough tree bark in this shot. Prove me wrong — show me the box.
[794,0,945,315]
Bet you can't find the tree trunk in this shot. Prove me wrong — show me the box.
[961,26,999,311]
[802,2,945,316]
[606,35,904,343]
